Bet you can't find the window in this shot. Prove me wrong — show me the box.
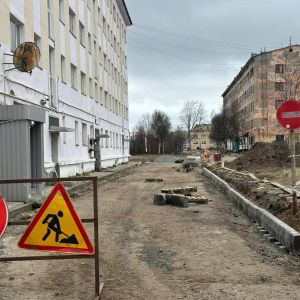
[89,78,93,98]
[275,64,284,73]
[88,33,92,53]
[79,22,85,46]
[100,128,104,147]
[10,18,21,51]
[100,87,103,105]
[105,130,109,147]
[69,8,76,36]
[59,0,64,22]
[95,83,98,101]
[105,91,108,107]
[75,121,79,145]
[275,99,284,109]
[104,53,107,70]
[49,47,56,107]
[61,56,66,82]
[82,123,88,146]
[90,125,94,139]
[275,82,284,91]
[47,0,54,39]
[81,72,86,94]
[62,115,66,144]
[34,34,41,67]
[71,64,77,89]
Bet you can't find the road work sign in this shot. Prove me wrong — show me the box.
[0,195,8,239]
[276,100,300,129]
[18,183,94,254]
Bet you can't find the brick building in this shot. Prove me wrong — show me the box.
[222,45,300,150]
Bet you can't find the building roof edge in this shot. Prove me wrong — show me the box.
[116,0,133,26]
[221,44,300,98]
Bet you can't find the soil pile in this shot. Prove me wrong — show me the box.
[227,142,290,171]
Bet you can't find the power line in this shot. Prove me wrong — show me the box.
[128,36,241,66]
[132,24,260,50]
[128,30,250,55]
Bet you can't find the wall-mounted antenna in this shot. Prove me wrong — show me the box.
[3,42,41,74]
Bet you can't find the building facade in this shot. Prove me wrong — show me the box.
[190,124,215,150]
[222,45,300,150]
[0,0,132,177]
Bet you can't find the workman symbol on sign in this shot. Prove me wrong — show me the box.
[42,211,79,245]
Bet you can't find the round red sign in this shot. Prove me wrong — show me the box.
[276,100,300,130]
[0,195,8,238]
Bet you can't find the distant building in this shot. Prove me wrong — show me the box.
[222,45,300,149]
[190,124,215,150]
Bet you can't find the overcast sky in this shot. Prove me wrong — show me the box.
[125,0,300,130]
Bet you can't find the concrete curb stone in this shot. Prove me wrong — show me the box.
[203,167,300,255]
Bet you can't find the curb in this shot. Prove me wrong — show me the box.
[9,163,139,217]
[203,167,300,255]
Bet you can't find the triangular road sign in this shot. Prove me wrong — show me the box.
[18,183,94,255]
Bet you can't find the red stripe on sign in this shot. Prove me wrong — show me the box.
[282,111,300,118]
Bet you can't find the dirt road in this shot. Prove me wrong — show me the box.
[1,158,300,299]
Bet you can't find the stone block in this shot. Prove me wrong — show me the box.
[153,193,166,206]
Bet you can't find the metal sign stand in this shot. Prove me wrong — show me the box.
[0,176,103,300]
[290,130,298,214]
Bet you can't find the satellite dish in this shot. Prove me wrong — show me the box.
[13,42,40,73]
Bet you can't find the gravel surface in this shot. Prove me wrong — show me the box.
[1,162,300,299]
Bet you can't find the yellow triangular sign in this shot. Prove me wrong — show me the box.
[18,183,94,254]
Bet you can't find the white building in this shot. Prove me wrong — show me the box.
[0,0,132,178]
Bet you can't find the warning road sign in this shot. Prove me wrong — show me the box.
[18,183,94,254]
[0,195,8,239]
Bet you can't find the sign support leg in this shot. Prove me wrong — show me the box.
[290,130,298,214]
[93,177,102,299]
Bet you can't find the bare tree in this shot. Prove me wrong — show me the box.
[180,100,206,150]
[281,68,300,101]
[151,110,171,154]
[140,113,153,153]
[210,102,240,149]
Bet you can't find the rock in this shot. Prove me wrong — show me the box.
[8,276,14,281]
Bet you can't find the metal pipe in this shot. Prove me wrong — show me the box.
[0,254,95,262]
[93,177,100,297]
[8,218,95,226]
[0,176,98,184]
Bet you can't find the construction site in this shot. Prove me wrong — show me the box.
[1,152,300,299]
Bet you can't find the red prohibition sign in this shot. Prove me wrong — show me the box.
[0,195,9,238]
[276,100,300,130]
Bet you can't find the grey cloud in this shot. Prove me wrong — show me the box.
[125,0,300,129]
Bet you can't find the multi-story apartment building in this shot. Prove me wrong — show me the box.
[0,0,132,180]
[190,124,215,150]
[222,45,300,150]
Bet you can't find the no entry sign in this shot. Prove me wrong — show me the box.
[0,195,8,238]
[277,100,300,130]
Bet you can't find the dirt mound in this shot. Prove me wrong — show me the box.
[227,142,290,171]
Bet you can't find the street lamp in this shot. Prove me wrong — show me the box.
[94,134,109,172]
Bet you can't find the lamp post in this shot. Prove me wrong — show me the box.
[94,134,109,172]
